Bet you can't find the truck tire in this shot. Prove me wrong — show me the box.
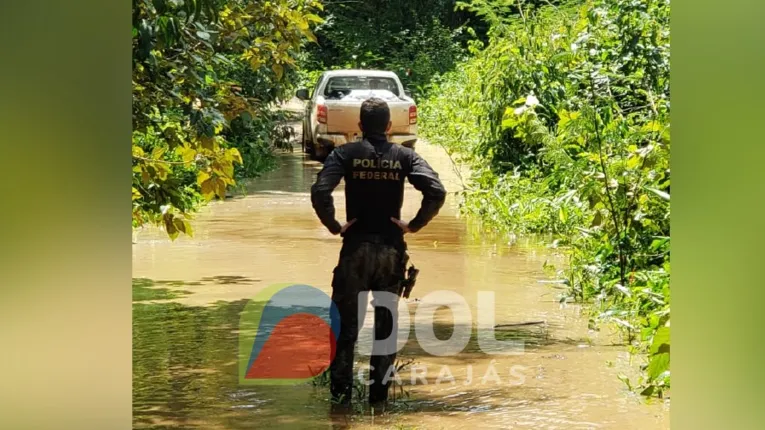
[302,127,312,154]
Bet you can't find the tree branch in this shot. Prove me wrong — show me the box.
[133,155,195,165]
[588,78,627,286]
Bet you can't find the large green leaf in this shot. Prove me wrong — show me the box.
[650,326,670,355]
[647,352,670,381]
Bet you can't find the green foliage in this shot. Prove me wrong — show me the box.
[225,109,297,179]
[301,0,480,94]
[132,0,322,239]
[420,0,670,396]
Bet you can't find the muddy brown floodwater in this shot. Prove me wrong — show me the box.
[132,136,669,429]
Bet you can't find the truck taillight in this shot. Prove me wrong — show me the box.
[409,105,418,125]
[317,104,328,124]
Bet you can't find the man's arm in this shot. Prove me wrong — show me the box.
[406,152,447,232]
[311,150,345,234]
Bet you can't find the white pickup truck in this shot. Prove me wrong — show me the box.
[295,70,418,160]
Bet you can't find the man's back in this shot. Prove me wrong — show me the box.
[311,137,446,240]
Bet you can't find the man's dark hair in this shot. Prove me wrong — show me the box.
[360,97,390,135]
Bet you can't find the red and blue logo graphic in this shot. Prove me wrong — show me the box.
[238,283,340,385]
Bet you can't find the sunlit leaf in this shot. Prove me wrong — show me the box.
[645,186,670,201]
[650,326,670,355]
[647,352,669,381]
[196,171,211,186]
[305,13,323,23]
[215,178,227,199]
[173,217,186,234]
[200,178,216,200]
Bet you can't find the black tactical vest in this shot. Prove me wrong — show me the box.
[340,139,412,239]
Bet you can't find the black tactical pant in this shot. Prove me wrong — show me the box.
[329,237,406,405]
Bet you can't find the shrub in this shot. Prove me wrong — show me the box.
[420,0,670,396]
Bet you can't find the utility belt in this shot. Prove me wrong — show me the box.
[341,233,418,298]
[342,232,405,249]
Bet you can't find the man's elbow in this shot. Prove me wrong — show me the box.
[310,182,326,200]
[432,187,447,206]
[421,190,447,217]
[310,185,317,204]
[437,187,447,200]
[310,185,324,210]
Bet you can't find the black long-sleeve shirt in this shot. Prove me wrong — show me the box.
[311,137,446,239]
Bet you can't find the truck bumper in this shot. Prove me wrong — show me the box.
[316,133,418,149]
[315,134,351,148]
[389,135,418,148]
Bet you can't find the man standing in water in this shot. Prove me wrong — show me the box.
[311,98,446,407]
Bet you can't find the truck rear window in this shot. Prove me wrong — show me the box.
[323,76,400,99]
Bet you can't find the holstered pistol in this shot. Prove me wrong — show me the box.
[399,265,419,299]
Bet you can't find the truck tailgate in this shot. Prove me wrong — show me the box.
[325,90,412,135]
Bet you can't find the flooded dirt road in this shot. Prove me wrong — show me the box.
[132,138,669,429]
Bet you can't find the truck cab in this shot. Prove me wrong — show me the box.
[296,70,418,161]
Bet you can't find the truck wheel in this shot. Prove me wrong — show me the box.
[302,127,311,154]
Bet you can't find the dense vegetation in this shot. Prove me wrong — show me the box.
[132,0,670,397]
[132,0,321,238]
[419,0,670,396]
[131,0,475,239]
[298,0,484,94]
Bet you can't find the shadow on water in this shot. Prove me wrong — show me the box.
[134,297,366,429]
[133,277,261,302]
[133,278,196,302]
[200,275,260,285]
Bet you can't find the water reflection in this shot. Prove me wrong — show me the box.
[133,145,669,429]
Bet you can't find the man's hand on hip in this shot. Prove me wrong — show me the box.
[337,218,357,235]
[390,217,412,234]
